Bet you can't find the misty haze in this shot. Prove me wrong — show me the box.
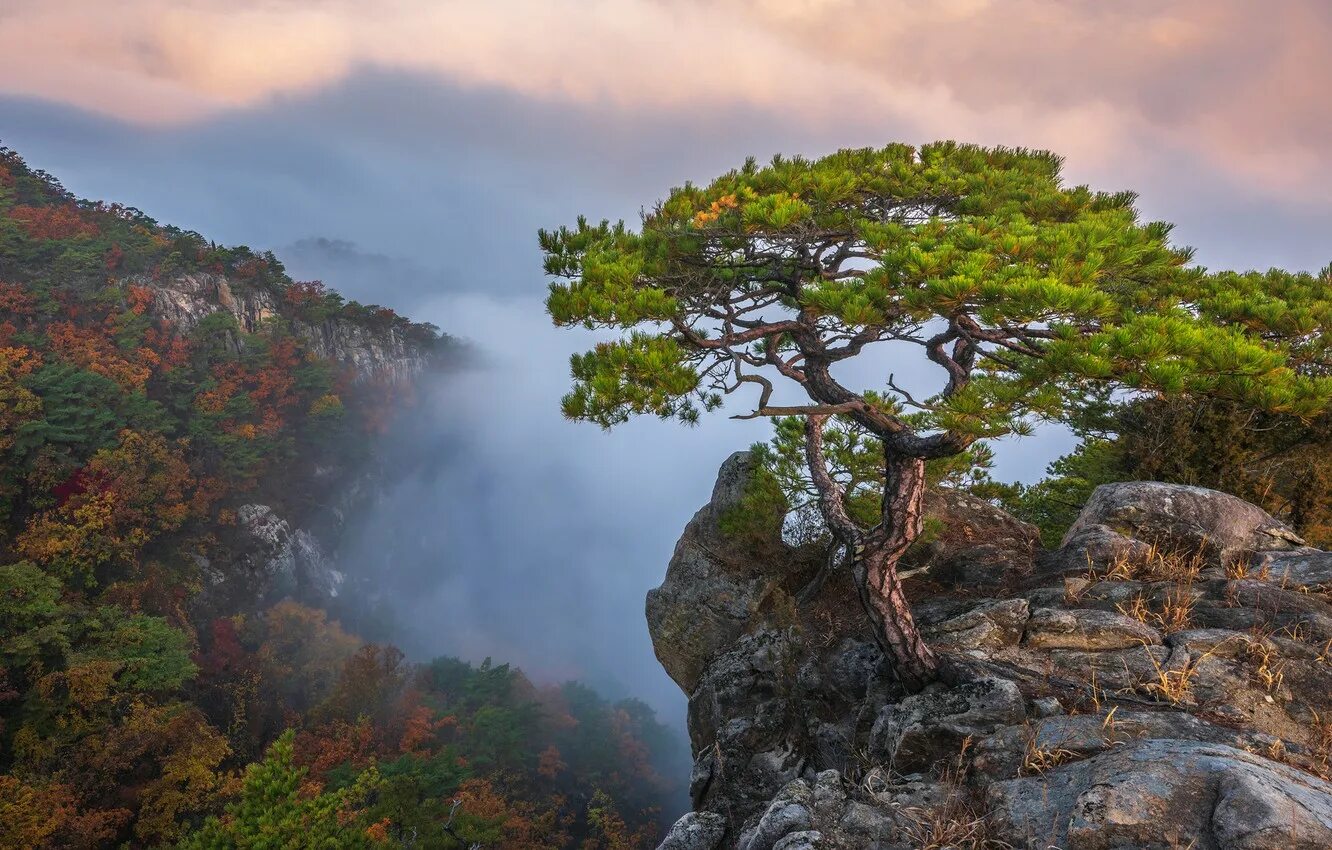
[3,3,1332,849]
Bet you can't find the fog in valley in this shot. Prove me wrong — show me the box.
[4,53,1327,723]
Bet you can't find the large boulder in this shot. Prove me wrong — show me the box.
[868,677,1026,773]
[1022,607,1162,651]
[648,452,806,693]
[656,812,728,850]
[1055,481,1306,573]
[904,488,1043,588]
[989,739,1332,849]
[972,710,1279,779]
[923,598,1031,653]
[1261,550,1332,590]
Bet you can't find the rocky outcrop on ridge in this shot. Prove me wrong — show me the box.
[650,455,1332,849]
[142,270,449,616]
[147,272,436,382]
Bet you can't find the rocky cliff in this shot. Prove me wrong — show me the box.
[140,269,450,617]
[652,453,1332,850]
[146,272,436,382]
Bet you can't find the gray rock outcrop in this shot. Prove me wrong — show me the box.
[653,460,1332,850]
[1023,606,1162,651]
[194,504,344,612]
[990,740,1332,849]
[147,272,436,381]
[1055,481,1307,574]
[647,452,811,693]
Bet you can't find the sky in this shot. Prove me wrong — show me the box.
[2,0,1329,718]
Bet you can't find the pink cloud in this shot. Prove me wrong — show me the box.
[689,0,1332,190]
[1,0,1327,196]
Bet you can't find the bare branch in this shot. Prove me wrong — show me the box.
[728,351,775,410]
[767,344,808,384]
[731,401,868,420]
[925,325,969,396]
[886,373,931,411]
[825,324,887,361]
[672,317,803,350]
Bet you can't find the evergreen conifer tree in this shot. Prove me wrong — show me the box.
[544,142,1332,688]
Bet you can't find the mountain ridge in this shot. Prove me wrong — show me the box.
[0,146,682,849]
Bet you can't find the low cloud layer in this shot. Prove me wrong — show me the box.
[5,64,1330,284]
[327,293,769,716]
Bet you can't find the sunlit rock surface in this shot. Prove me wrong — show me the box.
[653,463,1332,850]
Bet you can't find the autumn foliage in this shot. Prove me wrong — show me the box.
[0,146,678,848]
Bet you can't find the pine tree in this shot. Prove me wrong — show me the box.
[176,731,381,849]
[542,142,1332,689]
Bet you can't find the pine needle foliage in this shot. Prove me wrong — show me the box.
[544,142,1332,441]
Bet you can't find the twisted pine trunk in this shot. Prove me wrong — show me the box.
[852,453,937,691]
[804,416,938,691]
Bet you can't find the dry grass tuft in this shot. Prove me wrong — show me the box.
[900,801,1011,850]
[1225,555,1270,581]
[1318,638,1332,666]
[1266,739,1289,762]
[1018,721,1083,777]
[1158,583,1197,633]
[1129,644,1212,706]
[1100,543,1205,584]
[1098,705,1131,748]
[1277,620,1312,644]
[1242,639,1286,695]
[1116,594,1152,624]
[1115,581,1195,634]
[1066,669,1114,716]
[899,738,1013,850]
[1093,543,1203,636]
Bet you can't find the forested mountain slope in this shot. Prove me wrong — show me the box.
[0,147,680,849]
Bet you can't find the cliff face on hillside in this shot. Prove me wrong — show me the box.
[146,272,435,382]
[138,270,448,616]
[652,454,1332,850]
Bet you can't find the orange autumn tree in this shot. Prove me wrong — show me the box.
[46,320,157,391]
[18,430,197,584]
[8,203,99,241]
